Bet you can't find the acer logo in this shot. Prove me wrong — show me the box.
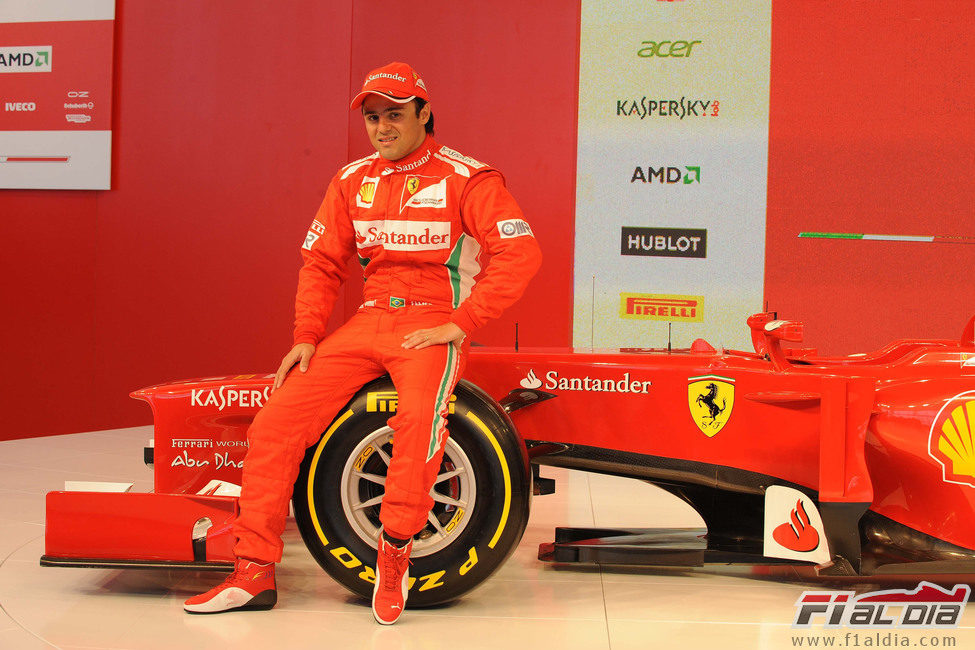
[637,40,701,58]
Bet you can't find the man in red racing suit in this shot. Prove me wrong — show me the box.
[185,62,541,623]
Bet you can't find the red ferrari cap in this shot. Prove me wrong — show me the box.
[350,61,430,110]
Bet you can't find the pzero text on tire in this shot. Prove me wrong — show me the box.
[292,376,532,607]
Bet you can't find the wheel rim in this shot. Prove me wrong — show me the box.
[339,426,477,557]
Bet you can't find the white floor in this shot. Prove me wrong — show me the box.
[2,427,975,650]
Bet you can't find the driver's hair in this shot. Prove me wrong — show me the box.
[413,98,435,135]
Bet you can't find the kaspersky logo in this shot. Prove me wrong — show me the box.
[617,97,720,120]
[928,390,975,487]
[0,46,52,72]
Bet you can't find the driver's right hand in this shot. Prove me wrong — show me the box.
[273,342,316,391]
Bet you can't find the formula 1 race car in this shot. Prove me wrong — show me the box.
[42,313,975,606]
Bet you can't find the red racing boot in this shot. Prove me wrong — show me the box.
[372,535,412,624]
[183,558,277,614]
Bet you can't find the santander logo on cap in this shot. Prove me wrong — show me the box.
[365,72,406,83]
[351,61,430,109]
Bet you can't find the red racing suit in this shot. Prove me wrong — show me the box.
[233,135,541,562]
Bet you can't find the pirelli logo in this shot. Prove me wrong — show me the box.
[620,293,704,322]
[366,391,457,413]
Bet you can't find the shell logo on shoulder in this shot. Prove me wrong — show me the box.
[928,390,975,488]
[687,375,734,436]
[763,486,830,565]
[357,176,379,208]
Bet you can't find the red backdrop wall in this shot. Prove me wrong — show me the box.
[764,1,975,353]
[0,0,578,440]
[2,1,971,440]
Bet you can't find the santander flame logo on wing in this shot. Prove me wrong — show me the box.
[773,499,820,552]
[520,370,542,389]
[763,485,830,564]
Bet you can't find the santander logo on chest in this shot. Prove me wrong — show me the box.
[353,219,451,251]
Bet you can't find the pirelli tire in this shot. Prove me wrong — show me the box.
[292,375,531,607]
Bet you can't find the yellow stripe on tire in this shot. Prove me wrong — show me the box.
[307,409,355,548]
[463,411,511,549]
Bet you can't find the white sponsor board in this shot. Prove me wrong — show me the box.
[0,130,110,189]
[0,0,115,23]
[0,1,115,189]
[574,0,771,348]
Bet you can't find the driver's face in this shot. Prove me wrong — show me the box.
[362,95,430,161]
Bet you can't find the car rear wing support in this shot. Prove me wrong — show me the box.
[815,374,876,574]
